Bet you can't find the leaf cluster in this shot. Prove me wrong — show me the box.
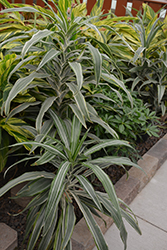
[0,1,165,250]
[92,89,159,143]
[0,114,142,250]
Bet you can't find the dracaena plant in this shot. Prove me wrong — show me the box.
[99,4,167,82]
[104,4,167,115]
[129,49,167,115]
[0,113,142,250]
[125,6,167,115]
[0,0,136,138]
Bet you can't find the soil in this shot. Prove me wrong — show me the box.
[0,120,167,250]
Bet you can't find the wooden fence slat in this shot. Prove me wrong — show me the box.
[102,0,112,14]
[0,0,166,18]
[47,0,56,10]
[25,0,34,4]
[36,0,45,7]
[12,0,23,3]
[131,0,143,16]
[148,2,163,13]
[115,0,127,16]
[86,0,96,15]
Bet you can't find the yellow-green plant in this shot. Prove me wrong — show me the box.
[101,4,167,115]
[1,0,133,137]
[0,53,34,171]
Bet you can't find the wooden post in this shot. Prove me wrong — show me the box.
[36,0,45,7]
[149,2,163,13]
[86,0,96,15]
[14,0,23,3]
[131,0,144,16]
[102,0,112,14]
[115,0,127,16]
[25,0,34,4]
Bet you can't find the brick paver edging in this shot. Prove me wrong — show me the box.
[71,134,167,250]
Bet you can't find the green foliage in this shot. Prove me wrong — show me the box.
[109,4,167,115]
[0,114,142,250]
[129,49,167,115]
[0,53,34,171]
[0,1,135,139]
[92,90,159,143]
[0,1,165,248]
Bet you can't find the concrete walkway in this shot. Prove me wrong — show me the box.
[93,159,167,250]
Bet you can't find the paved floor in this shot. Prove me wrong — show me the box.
[93,160,167,250]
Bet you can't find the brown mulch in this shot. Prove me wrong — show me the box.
[0,120,167,250]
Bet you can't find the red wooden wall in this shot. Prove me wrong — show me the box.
[0,0,167,17]
[86,0,167,17]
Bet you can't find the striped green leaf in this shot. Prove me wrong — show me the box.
[22,29,53,58]
[11,141,67,160]
[88,156,144,172]
[69,62,83,90]
[70,115,82,157]
[17,178,51,197]
[25,206,39,240]
[157,85,165,105]
[30,119,54,153]
[51,0,68,32]
[64,241,72,250]
[76,175,102,211]
[27,204,45,250]
[6,102,41,121]
[84,139,132,156]
[37,49,60,71]
[66,82,90,121]
[88,43,102,85]
[61,202,76,250]
[53,212,63,250]
[22,190,49,214]
[0,171,54,197]
[38,210,58,250]
[89,113,118,138]
[96,192,121,227]
[36,97,56,133]
[5,72,49,115]
[0,6,40,14]
[69,104,87,128]
[98,192,141,236]
[0,0,13,9]
[121,209,141,235]
[0,35,29,50]
[146,19,163,48]
[7,55,36,82]
[72,129,89,161]
[133,47,145,63]
[101,73,133,107]
[33,151,56,166]
[83,163,120,209]
[83,163,127,248]
[49,109,70,150]
[73,194,108,250]
[43,161,71,235]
